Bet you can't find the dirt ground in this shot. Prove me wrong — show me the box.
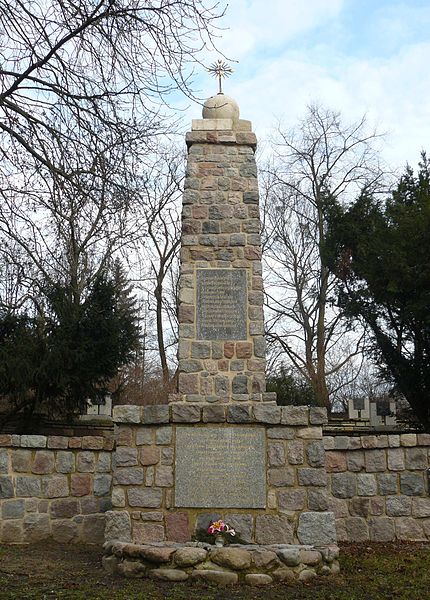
[1,542,430,600]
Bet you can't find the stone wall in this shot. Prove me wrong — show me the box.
[325,432,430,542]
[108,404,335,546]
[0,431,114,544]
[174,120,274,405]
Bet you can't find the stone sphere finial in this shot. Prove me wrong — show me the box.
[202,93,240,121]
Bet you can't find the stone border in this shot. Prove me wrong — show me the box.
[113,404,328,426]
[0,434,113,451]
[103,541,340,585]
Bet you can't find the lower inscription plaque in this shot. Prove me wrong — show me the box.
[196,269,247,340]
[174,426,266,508]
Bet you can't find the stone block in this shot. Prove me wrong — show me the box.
[334,436,349,450]
[155,427,173,445]
[15,475,41,498]
[171,404,200,423]
[112,405,141,424]
[52,519,79,544]
[298,468,327,487]
[253,404,281,424]
[114,468,144,486]
[357,473,377,496]
[287,440,304,465]
[309,407,328,425]
[344,517,369,542]
[365,449,387,472]
[400,472,425,496]
[281,406,309,426]
[47,436,69,449]
[377,473,398,495]
[42,474,69,498]
[331,472,356,498]
[97,452,111,473]
[155,466,173,487]
[228,514,253,543]
[0,449,8,473]
[323,437,335,450]
[56,451,75,473]
[412,497,430,518]
[278,489,306,511]
[307,440,325,467]
[135,429,152,445]
[325,451,347,473]
[405,447,428,470]
[50,498,80,518]
[161,447,173,465]
[396,517,425,541]
[94,474,112,497]
[202,405,226,422]
[211,547,252,570]
[139,447,160,466]
[346,451,364,472]
[267,427,295,440]
[387,448,405,471]
[268,467,295,487]
[190,570,238,585]
[77,451,96,473]
[165,512,190,543]
[114,447,138,467]
[251,550,280,569]
[255,515,294,544]
[111,486,126,508]
[386,495,412,516]
[1,520,23,544]
[20,435,47,448]
[127,487,162,508]
[82,436,105,450]
[2,499,25,519]
[227,405,253,423]
[142,405,169,424]
[297,511,337,545]
[133,523,165,544]
[12,450,31,472]
[368,517,395,542]
[23,513,51,542]
[400,434,417,447]
[308,489,329,511]
[105,510,131,543]
[349,497,370,517]
[388,434,401,447]
[71,473,92,496]
[245,574,273,586]
[362,435,378,449]
[0,475,14,499]
[268,442,285,466]
[150,568,188,582]
[296,427,322,440]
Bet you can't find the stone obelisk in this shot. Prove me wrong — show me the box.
[171,89,274,406]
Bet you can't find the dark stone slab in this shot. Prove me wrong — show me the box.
[175,426,265,508]
[196,269,247,340]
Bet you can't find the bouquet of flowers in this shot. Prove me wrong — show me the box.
[207,520,236,546]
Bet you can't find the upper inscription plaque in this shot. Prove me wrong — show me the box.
[197,269,247,340]
[175,426,266,508]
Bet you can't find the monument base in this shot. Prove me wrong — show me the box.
[103,540,340,585]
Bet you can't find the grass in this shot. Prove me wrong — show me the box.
[0,542,429,599]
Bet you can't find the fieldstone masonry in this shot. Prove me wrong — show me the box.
[0,432,113,544]
[172,108,273,405]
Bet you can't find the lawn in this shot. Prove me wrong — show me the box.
[0,542,429,600]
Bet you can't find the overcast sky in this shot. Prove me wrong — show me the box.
[189,0,430,172]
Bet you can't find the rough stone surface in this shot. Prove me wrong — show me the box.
[297,512,337,545]
[174,547,207,567]
[255,515,294,545]
[105,511,131,543]
[150,568,188,582]
[211,548,252,570]
[245,574,273,586]
[191,570,238,586]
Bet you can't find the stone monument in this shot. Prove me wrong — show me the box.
[105,66,338,584]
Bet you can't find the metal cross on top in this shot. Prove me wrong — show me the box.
[208,59,234,94]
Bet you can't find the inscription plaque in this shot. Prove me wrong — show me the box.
[196,269,247,340]
[174,426,266,508]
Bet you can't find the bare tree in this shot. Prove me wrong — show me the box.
[130,144,183,392]
[262,104,386,408]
